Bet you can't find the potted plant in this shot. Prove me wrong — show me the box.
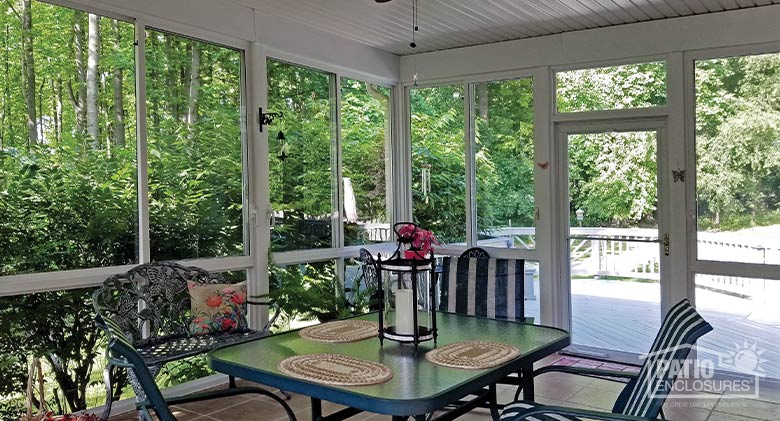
[397,223,440,259]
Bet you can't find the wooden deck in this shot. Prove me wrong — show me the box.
[524,278,780,380]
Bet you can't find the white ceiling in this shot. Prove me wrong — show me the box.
[239,0,780,55]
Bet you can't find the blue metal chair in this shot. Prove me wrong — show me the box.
[501,299,713,421]
[96,314,297,421]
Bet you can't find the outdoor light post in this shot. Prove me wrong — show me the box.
[576,208,584,227]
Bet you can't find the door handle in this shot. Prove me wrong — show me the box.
[663,233,670,256]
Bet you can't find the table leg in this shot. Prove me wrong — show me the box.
[488,383,500,420]
[311,397,323,421]
[521,362,534,401]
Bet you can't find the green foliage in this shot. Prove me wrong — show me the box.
[0,2,244,412]
[557,62,667,112]
[696,54,780,229]
[410,85,467,243]
[269,261,354,327]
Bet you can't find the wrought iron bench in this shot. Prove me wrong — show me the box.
[92,262,280,420]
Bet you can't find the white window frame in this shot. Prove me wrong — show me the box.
[684,42,780,284]
[0,8,257,297]
[264,57,398,280]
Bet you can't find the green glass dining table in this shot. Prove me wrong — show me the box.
[208,312,569,421]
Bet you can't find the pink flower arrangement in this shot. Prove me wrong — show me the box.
[398,223,440,259]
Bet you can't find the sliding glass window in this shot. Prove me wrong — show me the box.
[0,4,137,275]
[341,78,392,246]
[267,59,336,252]
[146,30,246,260]
[474,78,535,250]
[695,52,780,265]
[410,85,467,244]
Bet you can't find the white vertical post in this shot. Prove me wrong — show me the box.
[395,85,413,226]
[135,22,150,266]
[135,21,151,338]
[534,67,568,330]
[333,73,345,286]
[246,40,270,330]
[666,51,690,313]
[464,83,477,246]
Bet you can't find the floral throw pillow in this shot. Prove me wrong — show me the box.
[188,281,248,335]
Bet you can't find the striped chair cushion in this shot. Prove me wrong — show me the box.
[614,298,713,418]
[439,257,525,321]
[500,401,581,421]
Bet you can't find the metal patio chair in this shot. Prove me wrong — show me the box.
[501,298,713,421]
[95,314,296,421]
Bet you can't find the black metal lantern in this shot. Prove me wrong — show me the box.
[376,222,438,349]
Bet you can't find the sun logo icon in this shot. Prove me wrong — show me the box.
[721,341,767,377]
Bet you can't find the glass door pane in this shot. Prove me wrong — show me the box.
[567,130,662,356]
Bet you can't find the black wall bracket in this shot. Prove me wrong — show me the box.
[259,107,283,133]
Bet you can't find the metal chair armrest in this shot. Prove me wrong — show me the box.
[514,365,639,401]
[245,299,280,333]
[532,365,640,383]
[511,405,660,421]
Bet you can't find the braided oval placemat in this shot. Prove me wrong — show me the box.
[278,354,393,386]
[299,320,378,343]
[425,340,520,370]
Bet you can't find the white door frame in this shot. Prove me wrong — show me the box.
[552,118,676,338]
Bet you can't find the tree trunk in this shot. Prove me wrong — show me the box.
[477,82,488,121]
[70,11,86,135]
[86,13,100,144]
[38,78,44,141]
[111,20,125,147]
[21,0,37,145]
[165,35,179,120]
[1,24,9,148]
[55,78,63,143]
[186,44,200,126]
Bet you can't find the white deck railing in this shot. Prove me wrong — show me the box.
[358,223,778,299]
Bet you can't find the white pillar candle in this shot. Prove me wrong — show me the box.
[395,289,415,335]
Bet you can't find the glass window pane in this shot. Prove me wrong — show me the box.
[474,78,535,250]
[695,274,780,380]
[269,259,340,330]
[146,31,245,261]
[410,85,466,244]
[0,4,137,275]
[695,53,780,264]
[341,78,391,246]
[556,61,667,113]
[267,59,335,252]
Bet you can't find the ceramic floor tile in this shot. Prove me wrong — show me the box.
[706,410,766,421]
[169,393,254,416]
[586,378,627,394]
[713,397,780,420]
[531,372,594,401]
[565,386,618,411]
[207,397,298,420]
[661,403,712,421]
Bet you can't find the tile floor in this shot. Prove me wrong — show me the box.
[110,355,780,420]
